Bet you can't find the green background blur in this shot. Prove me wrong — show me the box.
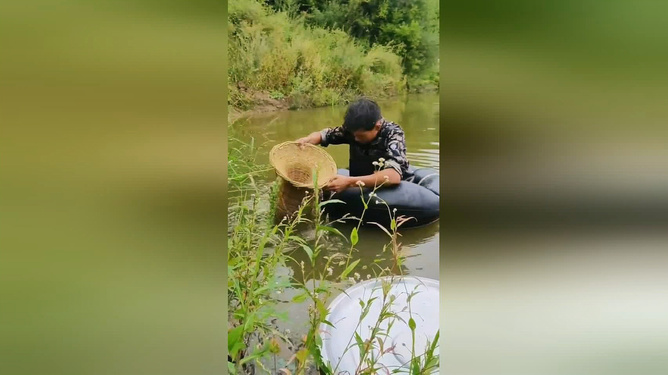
[441,1,668,374]
[1,1,227,374]
[1,0,667,374]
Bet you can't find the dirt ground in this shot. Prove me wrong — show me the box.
[228,91,290,124]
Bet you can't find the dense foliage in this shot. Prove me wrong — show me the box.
[228,0,438,112]
[266,0,439,78]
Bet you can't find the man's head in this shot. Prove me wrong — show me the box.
[343,98,382,144]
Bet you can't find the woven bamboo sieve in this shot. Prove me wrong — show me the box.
[269,142,337,188]
[269,141,337,221]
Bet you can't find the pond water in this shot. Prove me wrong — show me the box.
[230,93,440,358]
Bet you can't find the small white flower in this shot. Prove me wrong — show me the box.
[356,180,365,187]
[378,158,385,162]
[369,192,376,197]
[354,272,361,280]
[300,260,305,269]
[372,161,379,166]
[366,274,371,279]
[348,277,355,283]
[383,175,389,181]
[393,208,397,213]
[375,199,381,204]
[327,267,333,276]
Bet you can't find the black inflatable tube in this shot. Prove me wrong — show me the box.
[324,168,439,228]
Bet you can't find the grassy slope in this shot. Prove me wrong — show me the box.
[228,0,410,114]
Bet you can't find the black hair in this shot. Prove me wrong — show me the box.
[342,98,382,132]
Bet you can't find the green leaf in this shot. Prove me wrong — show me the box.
[315,283,331,294]
[296,348,309,364]
[408,317,416,331]
[227,361,236,374]
[240,345,269,365]
[411,357,421,374]
[288,235,306,244]
[359,298,374,320]
[390,218,396,231]
[429,330,440,353]
[382,280,392,297]
[368,221,392,237]
[292,291,310,303]
[354,332,364,348]
[350,227,359,246]
[377,336,384,353]
[312,168,319,189]
[253,279,291,296]
[244,312,256,331]
[228,325,245,358]
[316,298,328,318]
[340,259,360,279]
[318,199,345,208]
[318,225,345,238]
[227,326,242,348]
[300,243,314,263]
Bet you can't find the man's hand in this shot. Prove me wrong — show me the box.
[295,132,322,149]
[325,175,352,193]
[295,137,310,149]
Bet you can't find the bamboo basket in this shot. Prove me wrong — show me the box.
[269,141,337,188]
[269,142,337,220]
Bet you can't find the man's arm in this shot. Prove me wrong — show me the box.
[297,127,348,147]
[296,131,322,146]
[326,168,401,193]
[382,129,409,179]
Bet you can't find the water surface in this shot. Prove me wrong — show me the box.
[231,93,440,348]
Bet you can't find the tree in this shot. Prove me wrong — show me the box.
[265,0,439,78]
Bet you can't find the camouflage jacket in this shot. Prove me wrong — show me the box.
[319,119,412,180]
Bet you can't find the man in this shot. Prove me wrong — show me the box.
[296,98,412,193]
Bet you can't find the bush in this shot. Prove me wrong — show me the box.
[228,0,406,111]
[302,0,440,79]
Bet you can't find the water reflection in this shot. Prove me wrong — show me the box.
[283,220,440,284]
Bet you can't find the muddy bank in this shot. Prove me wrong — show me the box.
[228,87,439,124]
[228,91,291,124]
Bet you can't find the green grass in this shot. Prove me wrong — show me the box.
[228,0,407,112]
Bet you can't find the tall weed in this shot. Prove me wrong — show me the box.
[228,0,406,111]
[228,142,440,374]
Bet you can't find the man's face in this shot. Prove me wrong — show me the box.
[352,121,381,144]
